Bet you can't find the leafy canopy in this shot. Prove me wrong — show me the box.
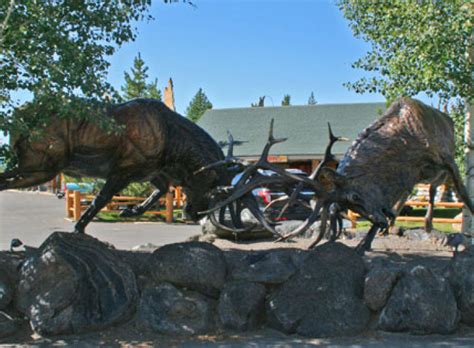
[308,92,317,105]
[121,53,162,101]
[339,1,473,175]
[186,88,213,123]
[338,0,473,102]
[1,1,157,138]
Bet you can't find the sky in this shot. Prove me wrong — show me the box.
[106,0,386,115]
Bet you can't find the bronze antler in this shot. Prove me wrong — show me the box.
[275,123,348,243]
[194,130,248,175]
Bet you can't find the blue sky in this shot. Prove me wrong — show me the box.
[1,0,397,146]
[107,0,386,115]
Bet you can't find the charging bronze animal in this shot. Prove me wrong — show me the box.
[1,99,304,234]
[206,98,474,254]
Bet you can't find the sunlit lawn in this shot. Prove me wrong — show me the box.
[95,210,184,223]
[355,207,461,233]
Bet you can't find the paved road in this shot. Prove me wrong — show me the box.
[0,190,200,250]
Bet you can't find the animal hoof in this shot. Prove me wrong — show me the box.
[74,227,85,234]
[355,244,369,256]
[120,208,140,218]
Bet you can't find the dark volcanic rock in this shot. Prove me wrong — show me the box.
[0,270,13,310]
[0,252,24,285]
[16,232,138,335]
[136,283,215,335]
[225,249,307,285]
[0,312,19,338]
[364,266,401,312]
[379,266,459,334]
[217,281,266,330]
[444,250,474,326]
[149,242,226,298]
[266,242,370,337]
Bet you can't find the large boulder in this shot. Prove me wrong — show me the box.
[444,250,474,326]
[149,242,226,298]
[364,264,401,312]
[16,232,138,335]
[0,312,19,338]
[0,270,13,310]
[0,252,25,310]
[136,283,215,335]
[266,242,370,337]
[379,266,459,334]
[225,249,307,285]
[217,281,266,330]
[0,252,24,284]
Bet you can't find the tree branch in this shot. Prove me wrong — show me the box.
[0,0,15,49]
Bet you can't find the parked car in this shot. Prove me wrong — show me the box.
[65,182,96,194]
[233,169,315,221]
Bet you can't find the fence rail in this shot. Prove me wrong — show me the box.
[65,187,185,223]
[347,200,464,228]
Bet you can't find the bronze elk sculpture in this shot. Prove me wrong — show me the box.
[0,99,307,234]
[206,98,474,254]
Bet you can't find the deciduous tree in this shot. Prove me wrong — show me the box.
[338,0,472,173]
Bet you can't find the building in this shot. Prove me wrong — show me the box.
[197,102,386,173]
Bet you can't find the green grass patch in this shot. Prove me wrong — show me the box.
[356,220,459,233]
[95,210,184,223]
[406,207,460,219]
[355,206,461,234]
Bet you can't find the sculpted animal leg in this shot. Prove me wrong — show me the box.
[425,184,437,233]
[445,158,474,213]
[0,171,57,190]
[355,224,380,255]
[329,203,341,242]
[74,175,131,233]
[120,178,168,217]
[388,191,410,234]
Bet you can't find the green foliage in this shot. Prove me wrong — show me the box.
[281,94,291,106]
[308,91,317,105]
[338,1,473,102]
[251,96,265,107]
[120,182,155,197]
[450,100,467,177]
[1,1,156,142]
[186,88,213,122]
[121,53,162,101]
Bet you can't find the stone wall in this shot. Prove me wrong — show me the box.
[1,232,474,339]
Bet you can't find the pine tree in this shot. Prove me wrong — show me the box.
[251,96,265,107]
[281,95,291,106]
[186,88,213,122]
[308,92,317,105]
[119,53,162,197]
[121,53,162,100]
[146,78,162,100]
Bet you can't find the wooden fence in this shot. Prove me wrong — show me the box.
[66,187,185,223]
[347,200,464,228]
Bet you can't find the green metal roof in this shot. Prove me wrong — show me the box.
[197,102,386,160]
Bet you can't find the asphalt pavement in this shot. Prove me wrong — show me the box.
[0,190,201,250]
